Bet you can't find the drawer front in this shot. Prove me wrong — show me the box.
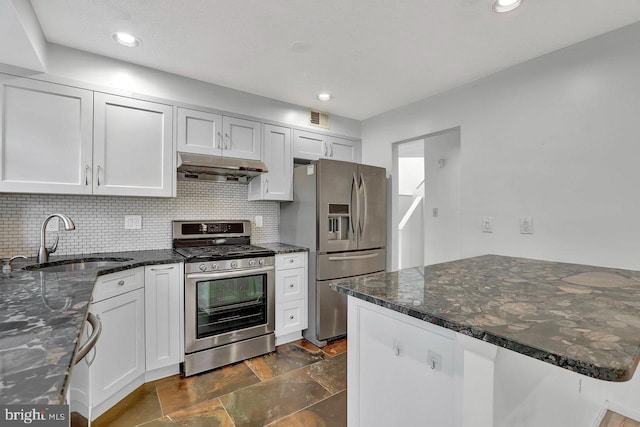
[93,267,144,302]
[276,253,306,270]
[276,299,307,336]
[277,268,305,301]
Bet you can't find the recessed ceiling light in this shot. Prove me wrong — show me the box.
[112,32,142,47]
[317,93,332,101]
[492,0,522,13]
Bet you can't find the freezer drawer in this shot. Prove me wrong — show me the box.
[317,279,348,341]
[316,249,386,281]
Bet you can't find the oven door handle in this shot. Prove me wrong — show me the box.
[186,265,274,280]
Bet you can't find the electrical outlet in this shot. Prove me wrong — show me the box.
[255,215,263,228]
[482,216,493,233]
[520,216,533,234]
[46,219,59,232]
[125,215,142,230]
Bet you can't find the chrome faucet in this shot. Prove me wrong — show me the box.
[38,214,76,263]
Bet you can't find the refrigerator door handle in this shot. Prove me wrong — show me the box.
[359,173,367,239]
[328,253,379,261]
[350,172,358,237]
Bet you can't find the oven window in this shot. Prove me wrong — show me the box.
[196,273,267,338]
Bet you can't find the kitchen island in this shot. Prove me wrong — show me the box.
[0,250,182,405]
[332,255,640,427]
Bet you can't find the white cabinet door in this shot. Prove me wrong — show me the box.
[91,287,145,407]
[222,116,261,160]
[177,107,223,156]
[293,129,327,160]
[328,136,361,162]
[93,93,173,197]
[0,76,93,194]
[350,299,458,427]
[248,124,292,201]
[145,263,182,372]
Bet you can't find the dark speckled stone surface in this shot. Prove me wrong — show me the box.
[0,249,183,405]
[331,254,640,382]
[257,243,308,254]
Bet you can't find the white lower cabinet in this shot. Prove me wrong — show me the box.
[348,297,461,427]
[274,252,308,345]
[69,263,184,422]
[91,287,145,409]
[144,263,183,379]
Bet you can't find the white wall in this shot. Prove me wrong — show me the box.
[1,43,361,139]
[362,22,640,270]
[424,129,461,266]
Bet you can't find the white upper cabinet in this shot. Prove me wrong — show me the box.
[293,129,361,163]
[0,76,94,194]
[293,129,327,160]
[176,107,223,156]
[248,124,292,201]
[177,107,261,160]
[328,136,361,162]
[222,116,261,160]
[93,93,174,197]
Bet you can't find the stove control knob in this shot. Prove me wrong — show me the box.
[231,261,238,268]
[211,263,218,270]
[249,259,256,266]
[199,263,206,272]
[258,259,265,266]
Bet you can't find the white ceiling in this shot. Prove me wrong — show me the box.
[29,0,640,120]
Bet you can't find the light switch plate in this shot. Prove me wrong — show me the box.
[520,216,533,234]
[482,216,493,233]
[255,215,263,228]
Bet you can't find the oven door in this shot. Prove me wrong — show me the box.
[185,265,275,354]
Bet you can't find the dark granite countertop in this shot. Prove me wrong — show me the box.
[0,249,183,405]
[258,242,308,254]
[331,254,640,382]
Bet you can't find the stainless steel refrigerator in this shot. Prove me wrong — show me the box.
[280,158,386,347]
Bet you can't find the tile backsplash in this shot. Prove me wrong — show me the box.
[0,180,279,259]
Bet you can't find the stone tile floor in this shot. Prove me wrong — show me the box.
[89,338,347,427]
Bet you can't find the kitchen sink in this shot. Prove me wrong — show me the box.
[23,257,133,272]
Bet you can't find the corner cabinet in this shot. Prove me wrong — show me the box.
[0,75,175,197]
[0,76,94,194]
[248,124,292,201]
[93,93,174,197]
[144,263,183,379]
[274,252,308,345]
[293,129,361,162]
[177,107,261,160]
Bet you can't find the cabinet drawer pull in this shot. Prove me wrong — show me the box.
[289,283,295,288]
[150,266,175,272]
[288,258,295,263]
[117,280,125,286]
[289,314,295,320]
[97,165,102,186]
[85,165,90,186]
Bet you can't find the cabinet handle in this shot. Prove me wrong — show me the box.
[330,143,334,157]
[217,131,222,149]
[96,165,102,186]
[323,142,328,156]
[265,178,269,194]
[74,313,101,365]
[85,165,90,186]
[289,314,295,320]
[150,266,175,271]
[289,283,295,288]
[225,132,230,149]
[117,280,125,286]
[288,258,295,263]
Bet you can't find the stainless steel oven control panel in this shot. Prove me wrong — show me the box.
[185,256,274,274]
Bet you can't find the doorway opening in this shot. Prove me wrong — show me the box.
[391,127,461,271]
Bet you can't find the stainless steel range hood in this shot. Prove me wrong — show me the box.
[177,152,268,183]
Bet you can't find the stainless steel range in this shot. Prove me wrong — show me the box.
[173,220,275,377]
